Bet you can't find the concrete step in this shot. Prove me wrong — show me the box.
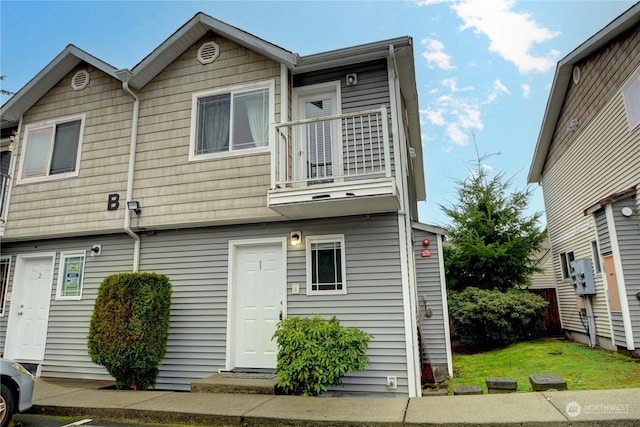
[191,372,278,395]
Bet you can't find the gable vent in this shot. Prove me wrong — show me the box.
[198,41,220,65]
[71,69,90,91]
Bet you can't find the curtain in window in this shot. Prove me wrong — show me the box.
[241,89,269,147]
[23,127,52,177]
[198,94,230,154]
[50,120,81,174]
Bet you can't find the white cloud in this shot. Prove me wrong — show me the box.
[421,38,455,70]
[470,163,494,178]
[451,0,560,73]
[441,77,474,92]
[521,83,531,98]
[486,79,510,103]
[424,109,447,126]
[415,0,450,5]
[446,123,468,146]
[422,88,484,146]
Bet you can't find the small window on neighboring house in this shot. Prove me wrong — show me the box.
[622,72,640,129]
[0,256,10,316]
[591,241,602,274]
[560,250,575,280]
[56,251,86,300]
[19,116,84,182]
[306,235,346,295]
[190,82,273,160]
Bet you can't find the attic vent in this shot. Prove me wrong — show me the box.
[198,41,220,65]
[71,69,90,91]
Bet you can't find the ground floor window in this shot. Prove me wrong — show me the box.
[306,235,346,295]
[56,251,86,300]
[560,250,575,280]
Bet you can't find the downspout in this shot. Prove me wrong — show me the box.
[118,70,141,272]
[1,116,23,237]
[388,44,421,397]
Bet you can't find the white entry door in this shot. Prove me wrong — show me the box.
[231,241,285,369]
[4,253,55,361]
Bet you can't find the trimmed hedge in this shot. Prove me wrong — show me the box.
[273,315,372,396]
[88,272,172,390]
[448,287,547,350]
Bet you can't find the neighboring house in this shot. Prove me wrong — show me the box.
[0,13,451,396]
[528,4,640,355]
[527,237,563,336]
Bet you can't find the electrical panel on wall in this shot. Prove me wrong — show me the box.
[570,258,597,295]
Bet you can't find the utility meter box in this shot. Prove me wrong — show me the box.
[570,258,596,295]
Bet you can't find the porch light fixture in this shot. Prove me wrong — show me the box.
[127,200,141,215]
[290,231,302,246]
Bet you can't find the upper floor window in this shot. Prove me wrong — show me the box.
[56,251,86,300]
[622,72,639,129]
[19,115,85,183]
[189,81,274,161]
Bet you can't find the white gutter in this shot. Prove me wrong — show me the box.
[0,116,23,238]
[119,72,141,272]
[388,44,421,398]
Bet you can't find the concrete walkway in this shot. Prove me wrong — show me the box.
[30,378,640,426]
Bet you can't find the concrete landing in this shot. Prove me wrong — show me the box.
[191,372,279,395]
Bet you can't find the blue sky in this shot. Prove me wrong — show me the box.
[1,0,636,227]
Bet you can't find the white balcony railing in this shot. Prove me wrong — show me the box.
[272,106,391,189]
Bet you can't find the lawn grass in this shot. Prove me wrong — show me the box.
[443,338,640,394]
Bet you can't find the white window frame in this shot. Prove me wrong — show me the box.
[56,251,86,301]
[189,80,275,161]
[559,250,575,280]
[622,71,640,130]
[17,114,86,184]
[306,234,347,295]
[0,256,11,316]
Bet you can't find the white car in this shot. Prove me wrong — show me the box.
[0,358,35,427]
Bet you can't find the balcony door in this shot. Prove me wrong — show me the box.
[293,82,341,185]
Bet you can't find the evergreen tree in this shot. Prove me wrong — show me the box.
[442,165,546,292]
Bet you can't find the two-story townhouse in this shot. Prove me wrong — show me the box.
[528,3,640,355]
[0,13,452,397]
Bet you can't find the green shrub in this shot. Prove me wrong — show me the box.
[273,315,372,396]
[88,272,172,390]
[448,287,547,350]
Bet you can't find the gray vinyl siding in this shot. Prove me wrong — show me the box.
[0,234,133,380]
[596,209,612,254]
[412,226,448,368]
[140,214,407,395]
[611,312,627,347]
[612,197,640,348]
[1,214,409,395]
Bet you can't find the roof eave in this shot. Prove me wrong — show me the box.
[528,2,640,184]
[128,12,298,90]
[1,45,119,129]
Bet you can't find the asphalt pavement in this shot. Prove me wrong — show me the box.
[28,377,640,426]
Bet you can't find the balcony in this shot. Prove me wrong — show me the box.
[268,106,399,218]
